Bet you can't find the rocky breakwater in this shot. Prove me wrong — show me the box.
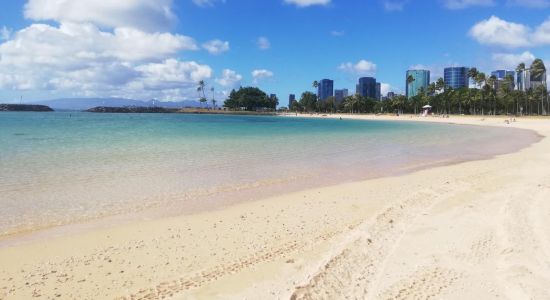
[86,106,177,113]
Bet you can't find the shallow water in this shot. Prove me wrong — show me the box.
[0,112,539,238]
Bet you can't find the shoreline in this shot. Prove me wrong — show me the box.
[1,115,549,299]
[0,115,539,246]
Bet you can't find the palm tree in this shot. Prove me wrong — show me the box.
[467,68,478,113]
[197,80,207,108]
[198,80,206,98]
[210,87,216,109]
[475,72,486,115]
[406,75,415,98]
[487,75,497,115]
[312,80,319,91]
[530,59,547,115]
[468,68,479,86]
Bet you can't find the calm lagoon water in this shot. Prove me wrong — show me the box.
[0,112,539,238]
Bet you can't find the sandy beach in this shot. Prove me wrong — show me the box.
[1,114,550,300]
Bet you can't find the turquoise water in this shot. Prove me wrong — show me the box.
[0,112,538,237]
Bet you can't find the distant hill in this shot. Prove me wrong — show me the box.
[28,98,202,111]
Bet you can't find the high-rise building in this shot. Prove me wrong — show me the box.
[288,94,296,108]
[491,70,515,80]
[317,79,334,101]
[334,89,348,102]
[406,70,430,98]
[491,70,515,91]
[517,68,547,91]
[356,77,377,99]
[444,67,469,90]
[376,82,381,100]
[387,92,396,99]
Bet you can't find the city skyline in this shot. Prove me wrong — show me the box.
[0,0,549,103]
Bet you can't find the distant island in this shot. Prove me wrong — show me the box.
[0,104,54,112]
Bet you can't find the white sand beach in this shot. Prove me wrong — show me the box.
[1,115,549,299]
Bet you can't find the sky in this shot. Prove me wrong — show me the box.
[0,0,549,104]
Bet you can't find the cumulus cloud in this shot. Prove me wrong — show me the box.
[0,13,211,100]
[202,39,230,55]
[491,51,536,69]
[24,0,177,32]
[469,16,530,48]
[216,69,242,88]
[338,59,377,75]
[0,0,237,101]
[532,17,550,45]
[283,0,331,7]
[442,0,495,9]
[380,83,393,96]
[469,16,550,48]
[257,36,271,50]
[251,69,274,83]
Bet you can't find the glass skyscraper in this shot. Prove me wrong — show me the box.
[444,67,469,89]
[356,77,377,99]
[288,94,296,107]
[406,70,430,99]
[491,70,515,91]
[317,79,334,101]
[334,89,348,102]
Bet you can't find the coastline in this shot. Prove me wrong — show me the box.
[1,115,550,299]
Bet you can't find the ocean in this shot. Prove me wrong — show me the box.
[0,112,538,239]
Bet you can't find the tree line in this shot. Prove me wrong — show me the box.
[223,87,278,111]
[289,58,548,116]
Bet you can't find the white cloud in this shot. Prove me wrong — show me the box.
[0,0,236,101]
[257,36,271,50]
[330,30,345,36]
[192,0,226,7]
[24,0,177,32]
[283,0,331,7]
[216,69,242,88]
[0,22,210,100]
[251,69,274,83]
[338,59,377,75]
[202,39,230,55]
[469,16,550,48]
[507,0,550,7]
[380,83,393,96]
[383,1,408,11]
[0,26,12,40]
[532,17,550,45]
[469,16,530,48]
[491,51,536,69]
[442,0,495,9]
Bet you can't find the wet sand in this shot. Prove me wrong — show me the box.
[1,115,549,299]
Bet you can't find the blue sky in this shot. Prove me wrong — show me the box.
[0,0,549,103]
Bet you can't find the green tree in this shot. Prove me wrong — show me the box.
[299,91,318,112]
[406,75,415,98]
[530,59,547,114]
[475,72,486,115]
[210,87,216,109]
[223,87,271,111]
